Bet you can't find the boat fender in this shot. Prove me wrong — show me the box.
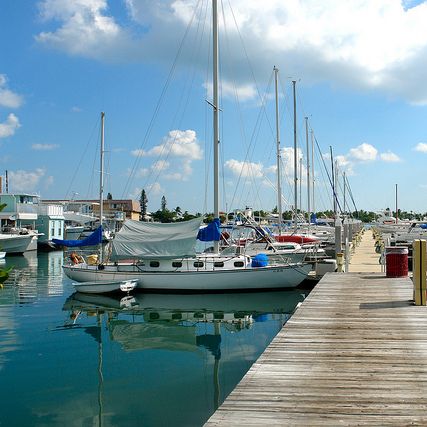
[98,264,105,270]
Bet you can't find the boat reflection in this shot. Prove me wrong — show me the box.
[63,290,306,414]
[63,289,307,336]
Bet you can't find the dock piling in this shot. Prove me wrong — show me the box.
[412,239,426,306]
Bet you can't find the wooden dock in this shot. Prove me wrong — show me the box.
[205,232,427,425]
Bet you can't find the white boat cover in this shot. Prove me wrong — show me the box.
[111,217,203,260]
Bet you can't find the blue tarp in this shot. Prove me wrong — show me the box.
[310,213,318,224]
[53,226,103,247]
[197,218,221,242]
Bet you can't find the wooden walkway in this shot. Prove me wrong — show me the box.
[349,228,383,273]
[205,260,427,424]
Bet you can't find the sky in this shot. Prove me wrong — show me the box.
[2,0,427,215]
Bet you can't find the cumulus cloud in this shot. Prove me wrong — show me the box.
[35,0,136,60]
[0,74,23,108]
[133,129,202,160]
[380,151,401,162]
[33,0,427,104]
[8,169,46,192]
[31,143,59,150]
[204,80,257,101]
[0,114,21,138]
[225,159,264,178]
[335,143,401,175]
[348,143,378,161]
[131,129,202,181]
[414,142,427,152]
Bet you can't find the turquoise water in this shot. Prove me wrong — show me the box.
[0,252,307,427]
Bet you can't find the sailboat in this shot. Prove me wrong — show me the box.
[62,0,311,291]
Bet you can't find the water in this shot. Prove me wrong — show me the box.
[0,252,308,427]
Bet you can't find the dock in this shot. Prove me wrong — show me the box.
[205,230,427,425]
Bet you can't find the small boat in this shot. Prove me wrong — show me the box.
[72,278,138,294]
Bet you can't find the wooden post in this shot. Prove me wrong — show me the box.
[413,239,426,306]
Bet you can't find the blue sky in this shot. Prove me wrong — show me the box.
[2,0,427,215]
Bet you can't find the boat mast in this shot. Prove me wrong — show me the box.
[305,117,310,230]
[395,183,398,224]
[311,129,315,216]
[274,66,282,233]
[213,0,220,254]
[292,80,298,232]
[100,112,105,263]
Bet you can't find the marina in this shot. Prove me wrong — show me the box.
[3,0,427,426]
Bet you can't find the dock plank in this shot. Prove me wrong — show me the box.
[205,266,427,425]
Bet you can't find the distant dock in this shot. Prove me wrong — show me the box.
[205,231,427,425]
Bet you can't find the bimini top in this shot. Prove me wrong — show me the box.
[111,217,203,260]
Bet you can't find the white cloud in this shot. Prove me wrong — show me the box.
[34,0,427,104]
[163,159,193,181]
[146,182,163,195]
[0,114,21,138]
[225,159,264,178]
[131,129,202,182]
[204,79,257,101]
[0,74,23,108]
[380,151,401,162]
[152,159,170,171]
[414,142,427,152]
[348,143,378,161]
[8,169,46,192]
[32,143,59,151]
[35,0,135,60]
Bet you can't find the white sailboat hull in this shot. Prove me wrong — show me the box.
[0,233,35,254]
[73,279,137,294]
[63,262,311,291]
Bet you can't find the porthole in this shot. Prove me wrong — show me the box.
[149,261,160,268]
[234,261,244,267]
[193,261,204,268]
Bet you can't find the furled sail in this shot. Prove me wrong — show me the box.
[52,226,103,247]
[111,218,203,260]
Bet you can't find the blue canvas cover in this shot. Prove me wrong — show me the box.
[197,218,221,242]
[310,213,318,224]
[53,226,103,247]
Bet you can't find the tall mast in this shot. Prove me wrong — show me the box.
[343,171,346,215]
[311,129,315,215]
[213,0,220,253]
[305,117,310,228]
[100,111,105,262]
[330,146,336,219]
[274,66,282,233]
[292,80,297,232]
[395,183,398,224]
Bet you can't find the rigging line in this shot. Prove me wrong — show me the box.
[86,122,102,200]
[203,2,213,215]
[144,1,209,195]
[144,11,209,198]
[226,69,275,213]
[64,116,100,201]
[121,0,204,199]
[313,134,343,214]
[345,174,359,215]
[225,2,284,211]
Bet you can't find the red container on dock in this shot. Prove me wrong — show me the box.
[385,246,408,277]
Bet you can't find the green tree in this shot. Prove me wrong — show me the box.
[161,195,167,212]
[139,189,148,221]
